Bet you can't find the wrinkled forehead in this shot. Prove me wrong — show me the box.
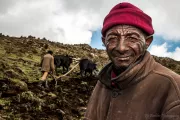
[105,25,145,37]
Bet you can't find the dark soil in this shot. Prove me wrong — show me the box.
[0,77,98,120]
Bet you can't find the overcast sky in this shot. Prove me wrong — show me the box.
[0,0,180,60]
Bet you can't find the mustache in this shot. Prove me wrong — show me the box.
[110,50,132,58]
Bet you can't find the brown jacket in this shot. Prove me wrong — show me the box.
[85,51,180,120]
[41,53,55,72]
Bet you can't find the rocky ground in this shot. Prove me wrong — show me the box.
[0,76,97,120]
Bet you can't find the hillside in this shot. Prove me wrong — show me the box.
[0,33,180,120]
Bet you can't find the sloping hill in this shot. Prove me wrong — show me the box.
[0,33,180,119]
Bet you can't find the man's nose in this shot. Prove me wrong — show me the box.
[115,38,127,52]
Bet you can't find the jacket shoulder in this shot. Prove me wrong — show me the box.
[152,63,180,113]
[153,63,180,85]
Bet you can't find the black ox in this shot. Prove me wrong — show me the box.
[54,55,73,74]
[79,59,97,77]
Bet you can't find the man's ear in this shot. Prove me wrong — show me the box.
[145,35,153,48]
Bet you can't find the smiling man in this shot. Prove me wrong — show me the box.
[84,2,180,120]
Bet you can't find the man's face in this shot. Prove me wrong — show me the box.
[103,25,149,70]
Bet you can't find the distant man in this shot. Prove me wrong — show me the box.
[85,2,180,120]
[40,50,55,88]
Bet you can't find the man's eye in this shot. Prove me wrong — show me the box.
[108,37,118,41]
[127,36,138,41]
[107,37,118,43]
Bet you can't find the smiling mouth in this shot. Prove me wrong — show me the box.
[116,56,130,61]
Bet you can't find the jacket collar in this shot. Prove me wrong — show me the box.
[98,51,156,90]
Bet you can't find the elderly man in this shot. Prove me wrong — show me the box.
[84,2,180,120]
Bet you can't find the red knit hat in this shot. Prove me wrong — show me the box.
[102,2,154,36]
